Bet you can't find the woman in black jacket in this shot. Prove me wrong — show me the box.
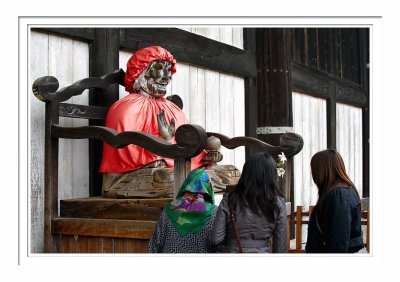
[305,149,364,253]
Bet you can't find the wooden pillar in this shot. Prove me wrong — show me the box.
[173,159,191,198]
[359,28,370,198]
[255,28,293,201]
[89,28,120,196]
[243,28,258,157]
[327,81,337,150]
[44,99,59,253]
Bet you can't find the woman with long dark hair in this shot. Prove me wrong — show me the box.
[305,149,365,253]
[209,152,288,253]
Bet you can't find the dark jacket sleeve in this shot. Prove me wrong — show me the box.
[322,190,352,253]
[147,210,167,253]
[209,196,228,248]
[272,197,288,253]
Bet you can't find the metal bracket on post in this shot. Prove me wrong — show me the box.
[256,127,293,135]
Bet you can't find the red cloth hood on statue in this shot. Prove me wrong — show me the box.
[99,46,205,173]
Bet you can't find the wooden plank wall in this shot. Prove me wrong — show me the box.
[292,92,327,208]
[30,32,90,253]
[30,28,245,253]
[292,92,327,245]
[292,28,363,85]
[336,103,363,196]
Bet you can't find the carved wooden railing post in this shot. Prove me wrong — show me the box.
[206,131,303,161]
[33,76,60,253]
[173,159,191,199]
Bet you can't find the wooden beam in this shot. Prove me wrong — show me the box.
[120,28,257,78]
[292,62,330,99]
[52,218,156,240]
[33,28,257,78]
[60,197,169,221]
[292,62,367,107]
[31,28,94,42]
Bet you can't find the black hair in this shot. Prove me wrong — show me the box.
[230,152,283,221]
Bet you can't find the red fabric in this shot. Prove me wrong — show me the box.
[124,46,176,93]
[99,94,205,173]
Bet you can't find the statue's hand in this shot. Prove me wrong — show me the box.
[157,109,175,143]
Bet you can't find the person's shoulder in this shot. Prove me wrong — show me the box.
[327,187,360,205]
[330,187,357,196]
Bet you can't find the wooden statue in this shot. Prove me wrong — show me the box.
[99,46,234,198]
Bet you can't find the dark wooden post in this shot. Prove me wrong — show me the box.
[327,81,337,150]
[44,99,59,253]
[173,159,191,198]
[359,28,370,198]
[243,28,258,159]
[256,28,293,201]
[89,28,120,196]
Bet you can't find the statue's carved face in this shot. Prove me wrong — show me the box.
[142,60,173,98]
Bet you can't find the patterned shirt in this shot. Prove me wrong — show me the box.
[148,207,217,253]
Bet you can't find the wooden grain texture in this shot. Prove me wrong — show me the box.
[291,62,330,99]
[55,235,149,253]
[31,28,94,42]
[336,103,363,196]
[173,159,191,198]
[59,103,108,120]
[60,197,170,220]
[52,218,156,239]
[292,62,367,107]
[31,32,91,217]
[292,92,326,209]
[113,238,149,253]
[65,39,90,200]
[30,31,48,253]
[119,28,256,78]
[56,235,113,253]
[291,28,365,85]
[34,27,253,77]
